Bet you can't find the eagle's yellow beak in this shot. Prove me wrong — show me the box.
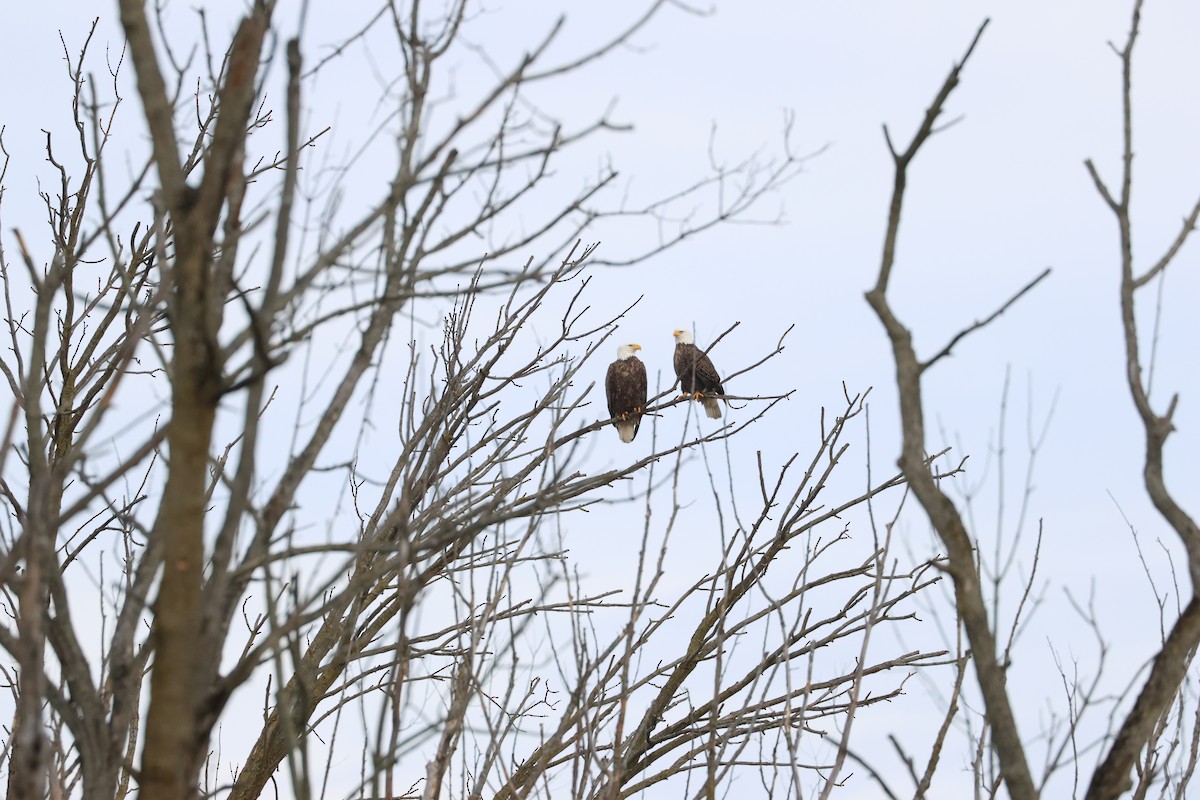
[672,329,683,337]
[632,343,642,351]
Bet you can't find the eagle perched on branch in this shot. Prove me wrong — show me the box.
[672,329,725,419]
[605,343,647,443]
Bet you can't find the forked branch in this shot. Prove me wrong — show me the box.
[864,19,1040,800]
[1083,1,1200,797]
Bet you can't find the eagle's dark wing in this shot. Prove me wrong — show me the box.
[606,360,623,418]
[675,343,724,395]
[634,358,648,407]
[693,349,724,396]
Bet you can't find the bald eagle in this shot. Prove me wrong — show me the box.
[672,329,724,419]
[606,343,647,443]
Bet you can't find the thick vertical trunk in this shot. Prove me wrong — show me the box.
[8,528,49,800]
[138,237,222,797]
[139,395,216,797]
[119,3,269,792]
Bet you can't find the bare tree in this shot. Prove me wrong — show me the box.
[0,2,945,799]
[867,2,1200,798]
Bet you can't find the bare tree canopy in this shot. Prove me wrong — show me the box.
[0,1,1197,799]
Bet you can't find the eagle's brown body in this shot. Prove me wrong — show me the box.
[672,332,724,419]
[606,345,647,443]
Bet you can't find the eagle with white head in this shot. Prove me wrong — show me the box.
[605,343,647,443]
[672,329,725,419]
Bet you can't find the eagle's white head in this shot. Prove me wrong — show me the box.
[617,343,642,360]
[672,329,694,345]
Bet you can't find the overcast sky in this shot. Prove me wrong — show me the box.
[2,1,1199,797]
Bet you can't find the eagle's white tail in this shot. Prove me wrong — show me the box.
[616,420,639,443]
[702,397,722,419]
